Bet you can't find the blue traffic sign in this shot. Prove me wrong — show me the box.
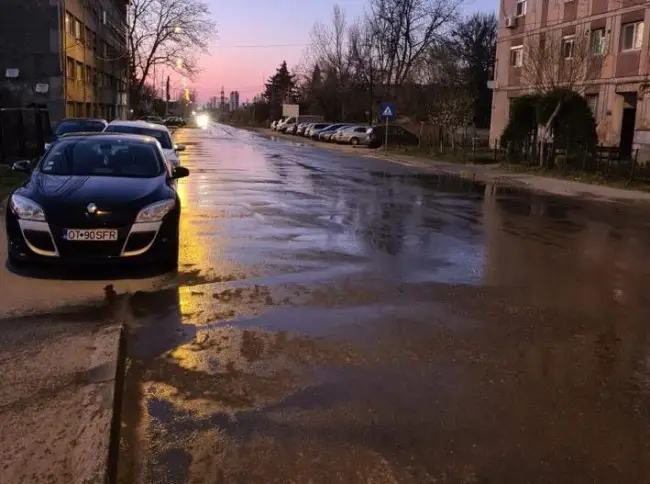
[380,102,396,120]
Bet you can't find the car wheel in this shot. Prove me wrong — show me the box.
[161,231,179,272]
[350,137,359,146]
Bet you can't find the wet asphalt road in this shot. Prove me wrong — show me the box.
[6,124,650,483]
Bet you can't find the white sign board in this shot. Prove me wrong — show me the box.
[35,83,49,93]
[282,103,299,117]
[5,68,19,78]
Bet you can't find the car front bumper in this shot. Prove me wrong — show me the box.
[6,212,178,265]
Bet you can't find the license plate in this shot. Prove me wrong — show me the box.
[65,229,118,241]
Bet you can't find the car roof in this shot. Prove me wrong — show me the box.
[59,118,107,123]
[106,120,170,132]
[53,132,161,144]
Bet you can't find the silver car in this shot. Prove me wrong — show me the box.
[335,125,370,145]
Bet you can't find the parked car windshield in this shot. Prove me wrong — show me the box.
[39,138,164,178]
[104,125,173,149]
[55,120,105,136]
[312,124,329,130]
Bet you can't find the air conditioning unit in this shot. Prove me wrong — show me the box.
[505,16,517,28]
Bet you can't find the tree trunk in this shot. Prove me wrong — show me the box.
[539,100,563,167]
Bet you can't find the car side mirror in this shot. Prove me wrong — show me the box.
[12,160,32,173]
[171,166,190,179]
[174,144,186,152]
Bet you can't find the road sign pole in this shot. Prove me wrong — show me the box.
[384,116,388,152]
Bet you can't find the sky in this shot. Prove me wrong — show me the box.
[191,0,499,103]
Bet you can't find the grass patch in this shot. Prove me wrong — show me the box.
[0,166,28,199]
[500,163,650,192]
[387,146,501,165]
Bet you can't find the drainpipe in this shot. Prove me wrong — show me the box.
[58,0,67,119]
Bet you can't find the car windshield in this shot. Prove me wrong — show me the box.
[313,124,328,130]
[39,138,163,178]
[55,120,105,136]
[104,125,173,149]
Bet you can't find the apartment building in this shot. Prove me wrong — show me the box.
[490,0,650,161]
[0,0,129,124]
[229,90,240,111]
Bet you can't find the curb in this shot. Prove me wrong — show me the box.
[106,326,127,484]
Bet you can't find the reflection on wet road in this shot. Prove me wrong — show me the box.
[119,124,650,483]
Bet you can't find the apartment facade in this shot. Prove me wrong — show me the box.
[0,0,129,124]
[490,0,650,161]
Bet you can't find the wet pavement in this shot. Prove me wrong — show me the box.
[4,124,650,483]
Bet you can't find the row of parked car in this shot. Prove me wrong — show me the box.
[270,119,419,149]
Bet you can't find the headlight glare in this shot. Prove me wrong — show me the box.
[10,195,46,221]
[135,199,176,223]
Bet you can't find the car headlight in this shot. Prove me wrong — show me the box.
[10,195,46,221]
[135,199,176,223]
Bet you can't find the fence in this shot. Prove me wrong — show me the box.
[504,141,650,184]
[0,108,53,165]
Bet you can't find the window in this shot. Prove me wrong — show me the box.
[510,45,523,67]
[591,28,606,55]
[74,18,81,39]
[76,61,83,81]
[562,35,575,59]
[66,57,75,78]
[65,12,72,34]
[516,0,527,17]
[102,10,107,25]
[86,27,94,50]
[585,95,598,117]
[86,65,93,84]
[621,21,644,51]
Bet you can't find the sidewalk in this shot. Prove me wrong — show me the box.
[253,127,650,204]
[0,301,126,484]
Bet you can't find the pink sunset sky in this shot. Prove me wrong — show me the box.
[188,0,497,104]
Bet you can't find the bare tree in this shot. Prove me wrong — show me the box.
[128,0,216,113]
[520,26,596,164]
[368,0,465,93]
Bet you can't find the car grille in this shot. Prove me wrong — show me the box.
[124,231,156,252]
[23,230,56,253]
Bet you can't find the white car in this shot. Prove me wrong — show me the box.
[103,120,185,168]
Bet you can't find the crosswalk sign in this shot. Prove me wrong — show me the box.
[380,102,396,120]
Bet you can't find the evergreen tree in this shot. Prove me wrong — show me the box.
[263,61,296,119]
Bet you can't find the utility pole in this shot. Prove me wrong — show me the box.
[165,76,170,115]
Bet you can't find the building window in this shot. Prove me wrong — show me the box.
[76,61,83,81]
[102,10,107,25]
[74,18,82,40]
[86,66,93,84]
[65,12,72,35]
[621,21,644,51]
[562,35,575,59]
[66,57,75,78]
[509,45,523,67]
[591,28,607,55]
[515,0,527,17]
[585,94,598,117]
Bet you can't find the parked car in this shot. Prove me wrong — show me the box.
[335,125,371,145]
[6,133,189,269]
[367,125,419,148]
[104,120,185,168]
[302,123,315,136]
[318,124,350,141]
[139,115,165,125]
[296,123,309,135]
[164,116,185,127]
[307,123,331,139]
[45,118,108,151]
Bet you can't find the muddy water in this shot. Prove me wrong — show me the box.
[116,125,650,484]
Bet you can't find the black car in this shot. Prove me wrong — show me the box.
[367,125,419,148]
[5,133,189,270]
[46,118,107,150]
